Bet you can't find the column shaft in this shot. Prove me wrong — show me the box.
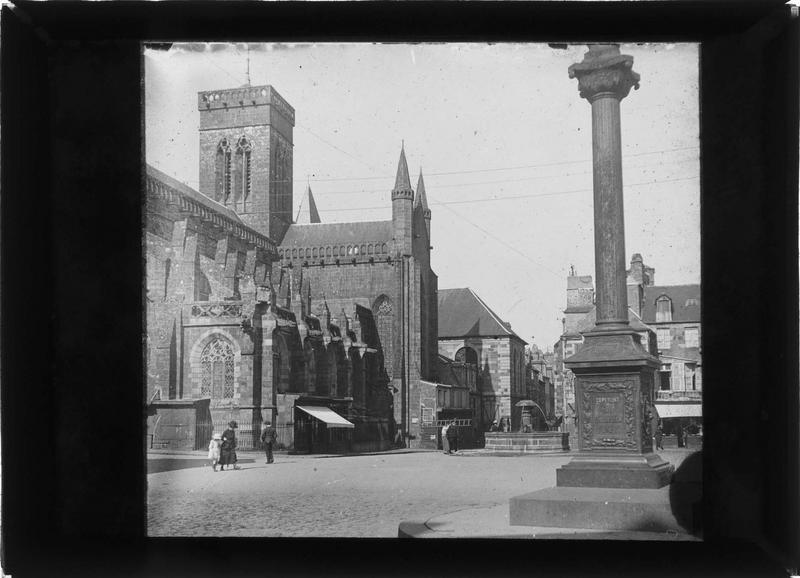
[591,94,628,327]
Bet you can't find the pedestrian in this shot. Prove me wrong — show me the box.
[441,421,450,454]
[220,420,240,470]
[261,420,277,464]
[208,432,222,472]
[446,419,459,454]
[655,423,664,451]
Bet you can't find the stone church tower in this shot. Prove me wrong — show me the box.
[197,85,295,242]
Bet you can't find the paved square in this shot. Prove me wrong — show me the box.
[147,449,695,537]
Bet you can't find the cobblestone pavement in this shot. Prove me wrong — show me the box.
[147,449,695,537]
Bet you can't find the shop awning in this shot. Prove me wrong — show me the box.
[655,403,703,418]
[296,406,355,429]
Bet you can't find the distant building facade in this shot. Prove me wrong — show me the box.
[146,83,438,452]
[526,346,556,426]
[438,288,528,431]
[553,254,701,439]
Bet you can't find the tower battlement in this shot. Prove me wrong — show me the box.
[198,85,295,125]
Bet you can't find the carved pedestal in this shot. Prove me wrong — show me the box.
[557,329,673,489]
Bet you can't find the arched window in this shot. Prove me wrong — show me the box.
[235,136,252,209]
[312,248,318,258]
[326,247,332,258]
[215,139,232,203]
[381,243,387,254]
[373,295,394,379]
[368,244,374,255]
[200,337,235,399]
[292,248,298,259]
[655,295,673,322]
[455,347,478,366]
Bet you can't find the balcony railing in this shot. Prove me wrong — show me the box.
[189,302,243,319]
[656,390,702,401]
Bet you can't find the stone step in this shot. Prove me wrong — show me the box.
[510,485,700,534]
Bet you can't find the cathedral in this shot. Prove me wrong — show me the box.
[145,84,438,452]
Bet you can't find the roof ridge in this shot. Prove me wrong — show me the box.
[467,288,514,337]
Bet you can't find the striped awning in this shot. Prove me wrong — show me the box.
[656,403,703,418]
[296,406,355,429]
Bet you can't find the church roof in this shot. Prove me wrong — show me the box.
[438,288,526,343]
[415,170,429,211]
[145,164,277,253]
[280,220,393,248]
[295,184,321,224]
[394,145,413,193]
[641,284,701,323]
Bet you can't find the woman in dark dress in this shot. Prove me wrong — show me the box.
[220,421,240,470]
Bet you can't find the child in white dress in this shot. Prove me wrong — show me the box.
[208,432,222,471]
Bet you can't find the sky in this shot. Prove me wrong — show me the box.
[145,42,700,350]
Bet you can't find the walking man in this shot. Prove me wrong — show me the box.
[446,419,459,454]
[261,421,277,464]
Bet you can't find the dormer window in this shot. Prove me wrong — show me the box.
[655,295,672,322]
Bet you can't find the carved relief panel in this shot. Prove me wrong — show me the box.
[578,378,637,451]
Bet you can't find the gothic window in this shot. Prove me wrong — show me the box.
[235,136,252,208]
[655,296,673,322]
[215,139,232,203]
[381,243,387,254]
[455,347,478,366]
[373,295,393,379]
[200,337,235,399]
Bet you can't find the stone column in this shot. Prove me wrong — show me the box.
[559,44,672,489]
[571,44,639,328]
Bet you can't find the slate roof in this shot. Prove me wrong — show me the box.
[641,284,701,324]
[146,164,276,252]
[438,288,526,343]
[280,221,393,248]
[295,185,321,224]
[147,164,244,225]
[415,171,429,210]
[394,146,413,192]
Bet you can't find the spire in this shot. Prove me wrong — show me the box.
[415,169,430,212]
[393,144,413,196]
[295,183,321,224]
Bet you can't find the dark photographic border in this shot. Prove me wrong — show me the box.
[2,1,797,577]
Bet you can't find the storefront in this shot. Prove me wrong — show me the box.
[293,404,355,454]
[655,402,702,448]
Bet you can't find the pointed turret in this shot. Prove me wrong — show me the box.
[415,170,432,241]
[393,146,413,195]
[295,184,321,224]
[392,144,414,257]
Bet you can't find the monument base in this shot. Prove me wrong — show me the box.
[510,485,698,533]
[556,452,674,489]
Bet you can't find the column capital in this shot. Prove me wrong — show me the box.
[568,44,640,102]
